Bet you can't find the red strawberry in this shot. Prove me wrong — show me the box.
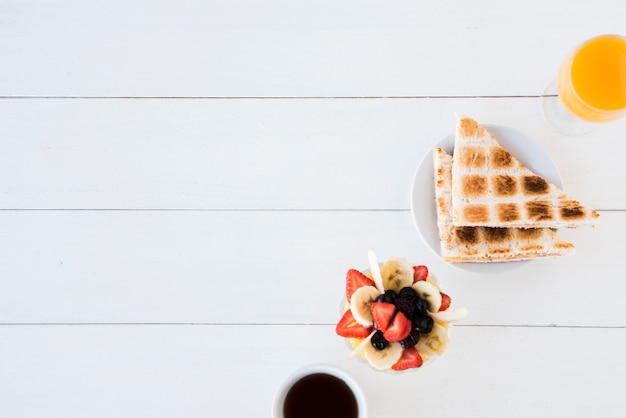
[345,269,374,301]
[371,302,396,333]
[412,265,428,282]
[383,311,411,342]
[439,292,451,311]
[391,347,423,371]
[335,309,372,339]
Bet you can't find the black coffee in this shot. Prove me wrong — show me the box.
[283,373,358,418]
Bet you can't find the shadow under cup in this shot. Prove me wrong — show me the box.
[272,364,367,418]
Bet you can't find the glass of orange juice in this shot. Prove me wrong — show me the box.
[542,34,626,135]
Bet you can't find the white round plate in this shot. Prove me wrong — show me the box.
[410,124,563,273]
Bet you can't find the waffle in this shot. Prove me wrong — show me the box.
[451,116,600,228]
[434,148,576,262]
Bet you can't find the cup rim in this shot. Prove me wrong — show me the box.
[272,363,367,418]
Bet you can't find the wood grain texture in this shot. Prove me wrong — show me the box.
[0,210,619,326]
[1,325,624,418]
[1,98,623,210]
[1,0,625,97]
[2,1,625,417]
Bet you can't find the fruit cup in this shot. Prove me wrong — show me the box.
[335,249,468,372]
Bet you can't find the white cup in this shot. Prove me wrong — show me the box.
[272,363,368,418]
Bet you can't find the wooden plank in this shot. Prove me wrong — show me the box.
[1,324,623,418]
[1,0,625,97]
[0,98,623,210]
[0,210,619,326]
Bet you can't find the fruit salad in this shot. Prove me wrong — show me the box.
[335,250,468,371]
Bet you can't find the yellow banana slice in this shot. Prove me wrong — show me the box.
[349,285,381,326]
[367,249,386,293]
[429,307,469,323]
[362,341,403,370]
[415,323,449,357]
[412,280,443,312]
[380,257,414,292]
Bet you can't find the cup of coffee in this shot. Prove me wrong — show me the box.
[272,363,367,418]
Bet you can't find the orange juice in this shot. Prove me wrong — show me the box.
[557,35,626,122]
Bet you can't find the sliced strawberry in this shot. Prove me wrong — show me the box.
[335,309,372,339]
[383,311,411,342]
[391,347,424,371]
[371,302,396,333]
[439,292,451,311]
[412,265,428,283]
[345,269,374,301]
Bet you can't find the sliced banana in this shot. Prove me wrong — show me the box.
[415,323,449,358]
[426,275,441,290]
[367,249,385,293]
[380,257,414,292]
[350,285,381,326]
[412,280,442,312]
[429,307,469,323]
[362,341,403,370]
[347,331,375,360]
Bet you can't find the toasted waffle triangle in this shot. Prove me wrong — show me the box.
[434,148,576,262]
[451,116,600,228]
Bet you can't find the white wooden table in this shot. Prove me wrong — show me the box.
[2,2,626,417]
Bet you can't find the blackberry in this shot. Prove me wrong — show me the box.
[412,298,429,317]
[400,328,420,348]
[370,330,388,350]
[398,286,418,300]
[395,297,416,318]
[412,315,434,334]
[375,289,397,304]
[384,289,397,303]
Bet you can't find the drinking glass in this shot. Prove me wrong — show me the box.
[542,34,626,135]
